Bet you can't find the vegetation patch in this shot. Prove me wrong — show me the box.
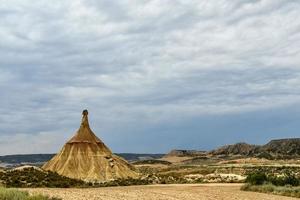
[93,178,152,187]
[133,160,172,165]
[0,168,86,188]
[241,184,300,198]
[241,171,300,198]
[0,187,61,200]
[0,167,153,188]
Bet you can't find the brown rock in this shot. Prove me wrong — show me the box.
[42,110,138,182]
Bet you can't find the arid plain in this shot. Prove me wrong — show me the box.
[24,184,298,200]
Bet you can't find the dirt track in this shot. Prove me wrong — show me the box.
[24,184,298,200]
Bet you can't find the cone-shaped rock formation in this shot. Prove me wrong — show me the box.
[42,110,138,182]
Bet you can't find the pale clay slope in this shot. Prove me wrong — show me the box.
[11,165,42,172]
[42,110,138,182]
[24,184,298,200]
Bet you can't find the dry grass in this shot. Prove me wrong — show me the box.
[241,184,300,198]
[159,156,193,163]
[0,187,61,200]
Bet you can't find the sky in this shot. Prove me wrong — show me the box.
[0,0,300,155]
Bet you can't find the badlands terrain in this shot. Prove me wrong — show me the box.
[24,184,298,200]
[1,138,300,199]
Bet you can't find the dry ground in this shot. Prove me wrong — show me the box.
[23,184,298,200]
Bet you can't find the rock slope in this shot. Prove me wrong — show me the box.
[42,110,138,182]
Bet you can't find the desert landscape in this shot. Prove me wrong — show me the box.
[0,111,299,199]
[1,1,300,199]
[23,184,298,200]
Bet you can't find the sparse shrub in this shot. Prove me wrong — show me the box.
[0,168,86,188]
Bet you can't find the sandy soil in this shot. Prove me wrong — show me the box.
[23,184,298,200]
[160,156,192,163]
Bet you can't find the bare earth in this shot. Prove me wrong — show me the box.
[23,184,298,200]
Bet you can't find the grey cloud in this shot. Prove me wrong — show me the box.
[0,0,300,154]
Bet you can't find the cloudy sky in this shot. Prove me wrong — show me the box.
[0,0,300,155]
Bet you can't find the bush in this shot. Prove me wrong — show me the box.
[0,187,61,200]
[245,171,300,187]
[282,172,299,186]
[268,172,299,187]
[245,172,267,185]
[243,170,300,198]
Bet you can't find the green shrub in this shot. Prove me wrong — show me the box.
[245,172,267,185]
[282,172,299,186]
[267,172,299,187]
[245,171,300,187]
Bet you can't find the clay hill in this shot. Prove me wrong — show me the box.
[259,138,300,159]
[42,110,138,182]
[164,138,300,160]
[210,143,260,156]
[210,138,300,159]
